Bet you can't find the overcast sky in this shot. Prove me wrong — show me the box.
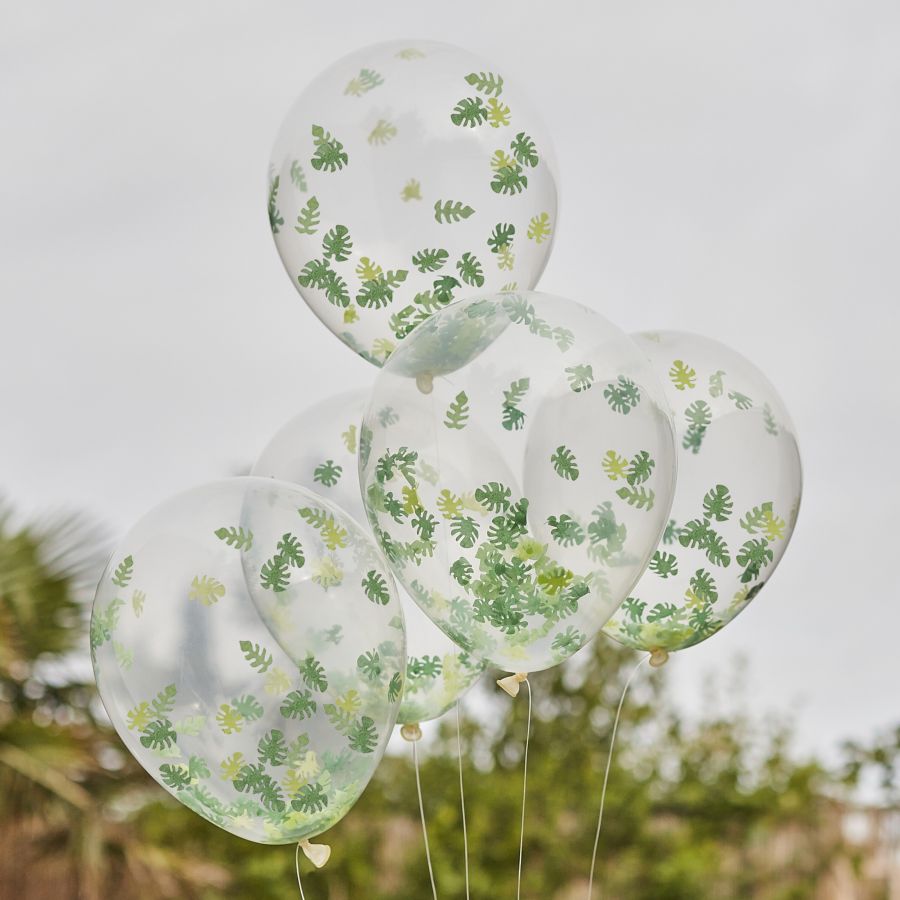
[3,0,899,763]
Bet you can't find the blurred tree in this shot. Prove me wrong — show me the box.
[0,499,895,899]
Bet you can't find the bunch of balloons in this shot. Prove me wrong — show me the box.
[92,39,802,861]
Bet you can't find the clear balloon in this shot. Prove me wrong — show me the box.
[252,391,485,724]
[90,477,404,845]
[360,292,677,673]
[602,331,802,654]
[269,40,559,367]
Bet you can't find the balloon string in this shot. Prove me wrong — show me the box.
[586,654,649,899]
[413,738,438,899]
[516,678,533,900]
[457,703,470,900]
[295,843,305,900]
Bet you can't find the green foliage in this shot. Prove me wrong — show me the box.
[257,729,288,767]
[10,501,886,900]
[260,556,289,592]
[231,694,263,721]
[356,269,408,310]
[486,97,511,128]
[267,176,283,233]
[348,716,379,753]
[362,570,391,605]
[669,359,697,390]
[491,164,528,195]
[474,481,511,512]
[214,526,253,551]
[294,196,320,234]
[280,689,317,721]
[763,402,779,435]
[685,399,712,428]
[300,655,328,692]
[706,532,732,568]
[382,672,401,704]
[411,508,437,540]
[626,450,655,485]
[357,650,382,682]
[412,248,449,273]
[551,445,580,480]
[367,119,397,145]
[310,124,348,172]
[140,718,176,751]
[710,369,726,396]
[487,222,515,253]
[679,517,713,550]
[456,252,485,287]
[565,364,594,393]
[322,225,353,262]
[527,212,552,243]
[703,484,734,522]
[603,376,641,414]
[649,551,678,578]
[239,639,273,673]
[450,557,473,586]
[151,683,178,718]
[313,459,342,487]
[464,70,504,96]
[501,377,530,431]
[737,538,774,582]
[450,515,480,548]
[450,96,488,127]
[298,506,349,550]
[345,68,383,96]
[297,258,332,290]
[188,575,225,606]
[647,602,679,623]
[602,450,629,480]
[400,178,422,201]
[548,514,585,547]
[292,782,329,813]
[616,485,655,510]
[511,131,539,167]
[290,159,307,190]
[277,533,304,568]
[690,567,718,604]
[112,554,134,587]
[729,391,753,410]
[443,391,470,430]
[434,200,475,223]
[160,763,191,791]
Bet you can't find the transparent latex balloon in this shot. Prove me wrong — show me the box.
[602,331,802,655]
[360,292,677,673]
[268,39,559,367]
[252,391,486,724]
[90,477,404,845]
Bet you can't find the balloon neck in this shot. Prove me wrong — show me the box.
[299,839,331,869]
[648,648,669,668]
[416,372,434,394]
[497,672,528,697]
[400,722,423,742]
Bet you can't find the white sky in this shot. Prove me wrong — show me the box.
[2,0,899,762]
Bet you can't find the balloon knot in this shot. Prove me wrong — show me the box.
[649,648,669,668]
[497,672,528,697]
[299,839,331,869]
[415,372,434,394]
[400,723,423,742]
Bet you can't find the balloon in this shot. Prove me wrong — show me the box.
[602,331,802,655]
[359,292,677,673]
[252,391,486,724]
[90,477,405,844]
[268,40,559,367]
